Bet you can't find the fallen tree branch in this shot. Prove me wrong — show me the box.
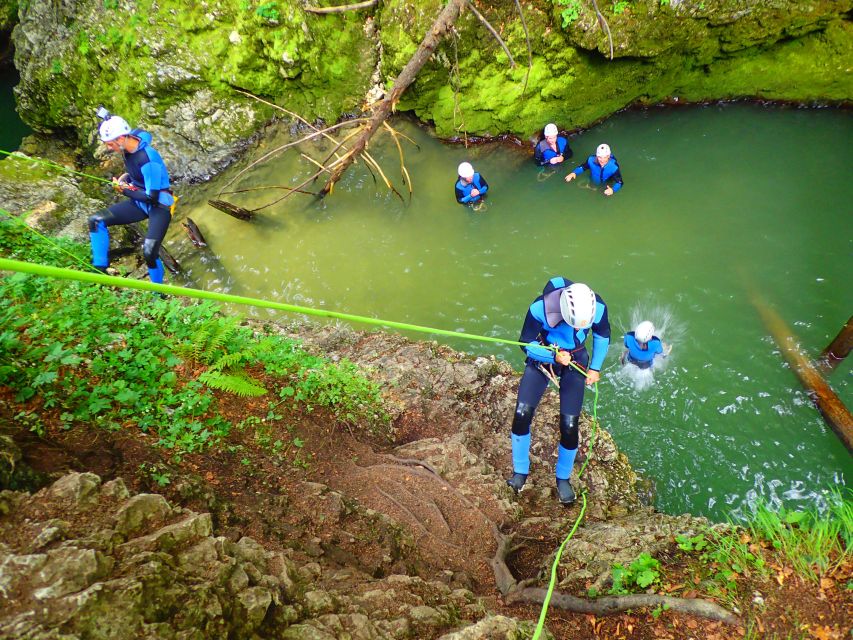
[303,0,378,14]
[218,119,366,196]
[466,1,516,68]
[321,0,468,194]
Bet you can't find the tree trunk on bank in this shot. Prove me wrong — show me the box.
[320,0,467,195]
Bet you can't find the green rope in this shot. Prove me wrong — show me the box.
[531,381,600,640]
[0,257,562,352]
[0,148,113,185]
[0,210,100,274]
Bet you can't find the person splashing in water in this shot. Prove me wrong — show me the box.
[621,321,671,370]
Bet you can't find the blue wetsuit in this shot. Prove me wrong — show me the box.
[534,136,572,166]
[510,277,611,482]
[454,173,489,204]
[88,130,174,283]
[569,154,623,193]
[624,331,663,369]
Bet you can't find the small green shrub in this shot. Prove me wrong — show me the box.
[554,0,582,27]
[608,552,661,594]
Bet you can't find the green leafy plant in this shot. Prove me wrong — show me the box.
[256,1,280,22]
[612,0,630,14]
[175,317,269,397]
[0,220,388,455]
[554,0,582,27]
[139,462,171,487]
[675,532,708,552]
[609,552,661,594]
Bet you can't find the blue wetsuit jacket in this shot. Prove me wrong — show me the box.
[570,154,623,192]
[455,173,489,204]
[519,276,611,371]
[534,136,572,166]
[121,129,174,213]
[624,331,663,369]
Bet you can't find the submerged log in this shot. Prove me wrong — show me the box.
[818,315,853,374]
[181,217,208,248]
[207,199,255,220]
[320,0,467,195]
[751,295,853,453]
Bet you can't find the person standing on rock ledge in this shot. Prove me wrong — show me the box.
[88,109,174,284]
[507,278,611,505]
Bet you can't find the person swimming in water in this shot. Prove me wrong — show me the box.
[622,321,671,369]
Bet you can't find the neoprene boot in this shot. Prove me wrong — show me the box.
[506,473,528,493]
[556,478,575,505]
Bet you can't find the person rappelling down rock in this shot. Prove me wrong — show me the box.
[621,321,671,369]
[506,277,610,506]
[88,108,175,284]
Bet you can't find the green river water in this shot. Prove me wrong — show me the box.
[170,105,849,520]
[0,68,30,152]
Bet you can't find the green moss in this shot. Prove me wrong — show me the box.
[0,0,16,31]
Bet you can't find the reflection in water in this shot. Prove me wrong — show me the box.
[170,106,852,521]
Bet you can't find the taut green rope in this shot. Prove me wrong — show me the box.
[0,257,556,352]
[0,148,113,185]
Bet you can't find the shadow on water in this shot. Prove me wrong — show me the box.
[168,104,852,521]
[0,66,31,152]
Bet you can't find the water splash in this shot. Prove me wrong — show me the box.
[611,303,685,391]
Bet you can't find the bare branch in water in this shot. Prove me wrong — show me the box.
[217,119,366,196]
[383,121,413,198]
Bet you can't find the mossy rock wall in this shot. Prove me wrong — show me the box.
[11,0,378,179]
[381,0,852,137]
[8,0,852,174]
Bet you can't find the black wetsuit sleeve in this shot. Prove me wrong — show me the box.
[609,166,623,191]
[478,175,489,193]
[518,307,543,353]
[123,188,160,206]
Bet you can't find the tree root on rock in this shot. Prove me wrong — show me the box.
[379,453,740,625]
[508,588,740,624]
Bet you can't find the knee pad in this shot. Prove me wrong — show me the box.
[142,238,161,268]
[87,214,106,233]
[559,414,579,449]
[511,402,535,436]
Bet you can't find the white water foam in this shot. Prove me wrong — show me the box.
[612,303,685,391]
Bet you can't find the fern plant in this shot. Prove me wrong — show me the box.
[176,317,270,397]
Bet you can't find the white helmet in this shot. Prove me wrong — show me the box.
[560,283,597,329]
[99,116,131,142]
[596,143,611,158]
[544,123,558,137]
[457,162,474,179]
[635,321,655,343]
